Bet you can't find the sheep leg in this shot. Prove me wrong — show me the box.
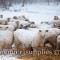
[44,40,49,46]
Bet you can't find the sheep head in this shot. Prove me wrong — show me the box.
[39,30,49,38]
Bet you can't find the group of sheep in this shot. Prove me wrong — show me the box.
[0,15,60,52]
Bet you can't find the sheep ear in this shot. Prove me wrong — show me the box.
[39,30,42,32]
[45,30,49,32]
[54,24,56,26]
[31,22,35,24]
[6,27,8,28]
[20,24,23,26]
[41,22,43,24]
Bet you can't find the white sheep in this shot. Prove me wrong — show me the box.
[9,19,30,28]
[37,24,60,36]
[29,22,37,28]
[44,29,57,49]
[48,20,60,29]
[49,28,60,35]
[18,20,30,26]
[37,23,53,29]
[17,18,25,21]
[0,30,14,50]
[9,19,17,22]
[0,25,15,31]
[14,29,46,51]
[4,25,15,31]
[0,18,7,25]
[7,22,17,30]
[28,28,58,49]
[0,25,4,30]
[14,20,30,29]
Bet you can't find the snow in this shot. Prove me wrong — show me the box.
[0,55,24,60]
[0,4,60,24]
[14,29,40,47]
[0,55,15,60]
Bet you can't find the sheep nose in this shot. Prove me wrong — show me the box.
[44,35,45,37]
[41,34,45,38]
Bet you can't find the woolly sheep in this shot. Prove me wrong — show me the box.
[48,20,60,29]
[25,19,30,23]
[0,25,15,31]
[14,20,30,29]
[19,15,26,19]
[0,18,7,25]
[28,27,60,47]
[37,23,53,29]
[18,17,25,21]
[9,19,16,22]
[49,28,60,35]
[14,29,46,51]
[44,29,57,49]
[0,30,14,50]
[28,28,58,49]
[7,18,11,22]
[13,16,18,19]
[19,20,30,26]
[29,21,37,28]
[7,22,17,30]
[0,25,4,30]
[4,25,15,31]
[10,19,30,28]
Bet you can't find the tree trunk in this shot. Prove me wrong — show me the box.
[48,0,50,5]
[22,0,25,7]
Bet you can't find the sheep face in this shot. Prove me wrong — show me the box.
[54,16,58,20]
[16,21,19,28]
[21,15,26,19]
[19,24,23,29]
[40,21,44,24]
[13,16,18,19]
[53,24,58,28]
[30,22,35,28]
[39,30,45,38]
[7,18,11,22]
[39,30,48,47]
[38,30,49,47]
[45,21,48,24]
[30,22,35,24]
[25,19,30,23]
[0,15,3,18]
[39,30,49,38]
[5,27,9,30]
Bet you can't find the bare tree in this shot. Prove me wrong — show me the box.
[0,0,60,8]
[22,0,25,7]
[47,0,50,5]
[57,0,60,5]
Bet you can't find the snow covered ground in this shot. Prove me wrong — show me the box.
[0,3,60,60]
[0,3,60,24]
